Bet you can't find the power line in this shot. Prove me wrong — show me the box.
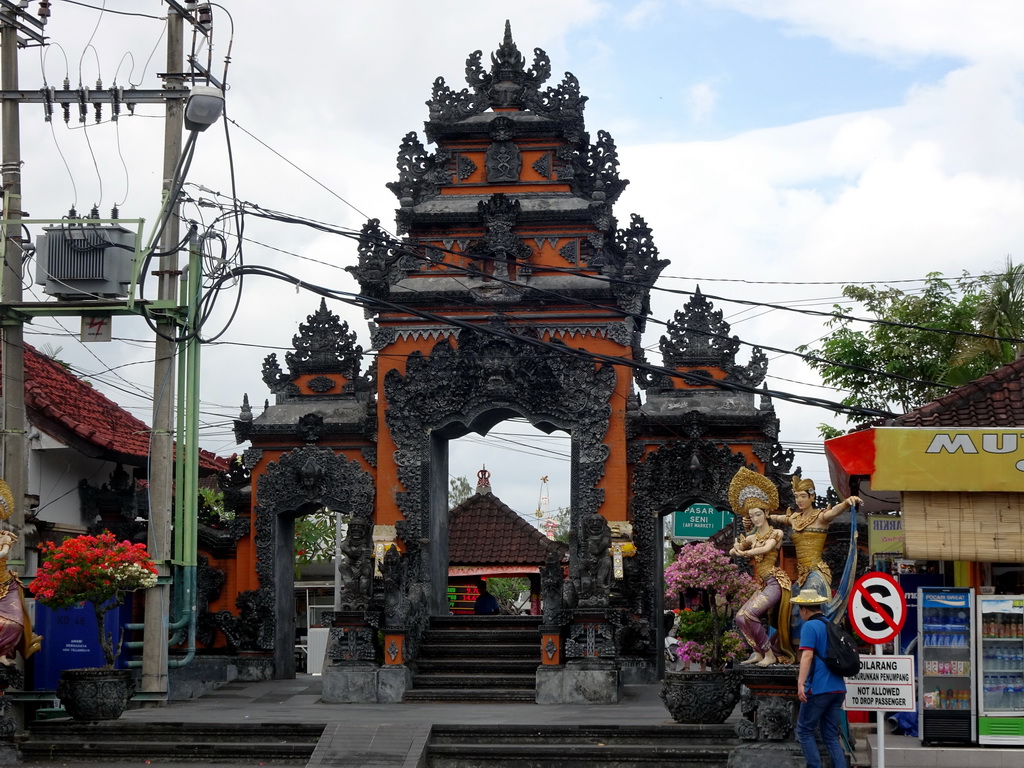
[205,262,896,420]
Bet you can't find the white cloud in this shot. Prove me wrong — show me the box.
[703,0,1024,62]
[22,0,1024,488]
[687,81,719,123]
[622,0,665,29]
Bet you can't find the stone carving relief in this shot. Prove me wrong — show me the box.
[240,446,375,654]
[384,324,615,548]
[337,516,375,611]
[532,153,552,179]
[631,440,748,633]
[564,621,616,660]
[347,219,415,297]
[576,511,612,608]
[457,154,477,180]
[485,116,522,182]
[261,299,366,396]
[540,550,566,627]
[386,131,452,208]
[644,288,767,392]
[426,21,550,124]
[464,194,533,285]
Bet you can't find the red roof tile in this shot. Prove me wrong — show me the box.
[894,356,1024,427]
[4,345,227,473]
[449,491,566,566]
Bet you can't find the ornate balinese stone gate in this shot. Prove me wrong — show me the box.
[212,24,796,696]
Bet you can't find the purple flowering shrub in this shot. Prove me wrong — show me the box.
[664,541,757,671]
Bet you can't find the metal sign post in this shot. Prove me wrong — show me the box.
[848,571,910,768]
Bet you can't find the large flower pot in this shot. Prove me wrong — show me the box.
[660,669,742,724]
[56,668,136,721]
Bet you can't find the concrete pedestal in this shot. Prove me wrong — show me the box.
[376,665,411,703]
[321,662,379,703]
[320,663,411,703]
[536,660,621,704]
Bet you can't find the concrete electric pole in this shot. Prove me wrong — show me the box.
[140,6,185,702]
[0,1,42,575]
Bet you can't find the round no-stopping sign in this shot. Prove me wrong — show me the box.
[848,572,906,645]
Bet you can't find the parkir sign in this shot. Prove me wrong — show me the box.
[829,428,1024,493]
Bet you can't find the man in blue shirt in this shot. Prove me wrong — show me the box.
[474,580,500,615]
[793,587,847,768]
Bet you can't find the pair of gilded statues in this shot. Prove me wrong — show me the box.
[727,468,860,666]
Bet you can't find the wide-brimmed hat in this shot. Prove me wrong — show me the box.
[791,587,829,605]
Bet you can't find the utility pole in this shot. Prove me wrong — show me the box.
[141,6,184,701]
[0,2,30,573]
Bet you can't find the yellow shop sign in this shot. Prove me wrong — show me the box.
[873,428,1024,492]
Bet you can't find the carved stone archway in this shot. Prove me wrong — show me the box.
[253,445,374,677]
[384,325,616,613]
[631,436,797,675]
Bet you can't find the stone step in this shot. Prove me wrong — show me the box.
[22,739,317,762]
[424,725,740,768]
[425,743,734,768]
[421,629,539,644]
[415,658,538,673]
[417,642,538,659]
[22,721,323,762]
[403,688,537,703]
[427,723,737,746]
[430,616,543,629]
[410,672,536,690]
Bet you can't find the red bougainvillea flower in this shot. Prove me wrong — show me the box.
[31,532,158,668]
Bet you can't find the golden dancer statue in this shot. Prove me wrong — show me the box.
[770,474,861,642]
[728,467,794,666]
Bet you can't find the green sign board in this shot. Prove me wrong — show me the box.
[672,504,734,539]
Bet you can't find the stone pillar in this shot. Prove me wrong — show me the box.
[536,610,620,704]
[320,611,379,704]
[728,666,807,768]
[0,666,21,764]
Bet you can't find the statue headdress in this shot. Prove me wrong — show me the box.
[728,467,779,518]
[791,473,815,497]
[0,479,13,521]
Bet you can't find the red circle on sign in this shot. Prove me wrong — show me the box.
[848,571,906,645]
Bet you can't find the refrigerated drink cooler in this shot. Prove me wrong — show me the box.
[919,587,976,745]
[977,595,1024,745]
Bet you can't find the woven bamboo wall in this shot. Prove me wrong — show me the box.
[903,491,1024,562]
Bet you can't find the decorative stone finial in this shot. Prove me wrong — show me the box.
[476,466,491,495]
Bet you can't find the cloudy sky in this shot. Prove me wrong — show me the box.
[13,1,1024,519]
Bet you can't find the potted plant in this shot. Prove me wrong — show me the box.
[660,540,757,724]
[31,532,158,721]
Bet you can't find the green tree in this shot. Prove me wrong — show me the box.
[486,577,530,613]
[543,506,571,543]
[953,258,1024,367]
[449,475,473,508]
[295,510,337,572]
[798,272,997,421]
[197,486,233,528]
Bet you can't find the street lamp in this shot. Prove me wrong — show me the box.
[183,85,223,132]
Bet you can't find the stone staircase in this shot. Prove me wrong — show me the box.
[405,615,541,702]
[423,723,739,767]
[20,721,324,764]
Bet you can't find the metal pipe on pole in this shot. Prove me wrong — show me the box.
[140,7,184,701]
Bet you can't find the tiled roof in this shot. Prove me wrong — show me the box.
[5,345,227,473]
[449,491,566,566]
[894,356,1024,427]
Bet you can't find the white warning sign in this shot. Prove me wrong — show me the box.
[844,655,916,712]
